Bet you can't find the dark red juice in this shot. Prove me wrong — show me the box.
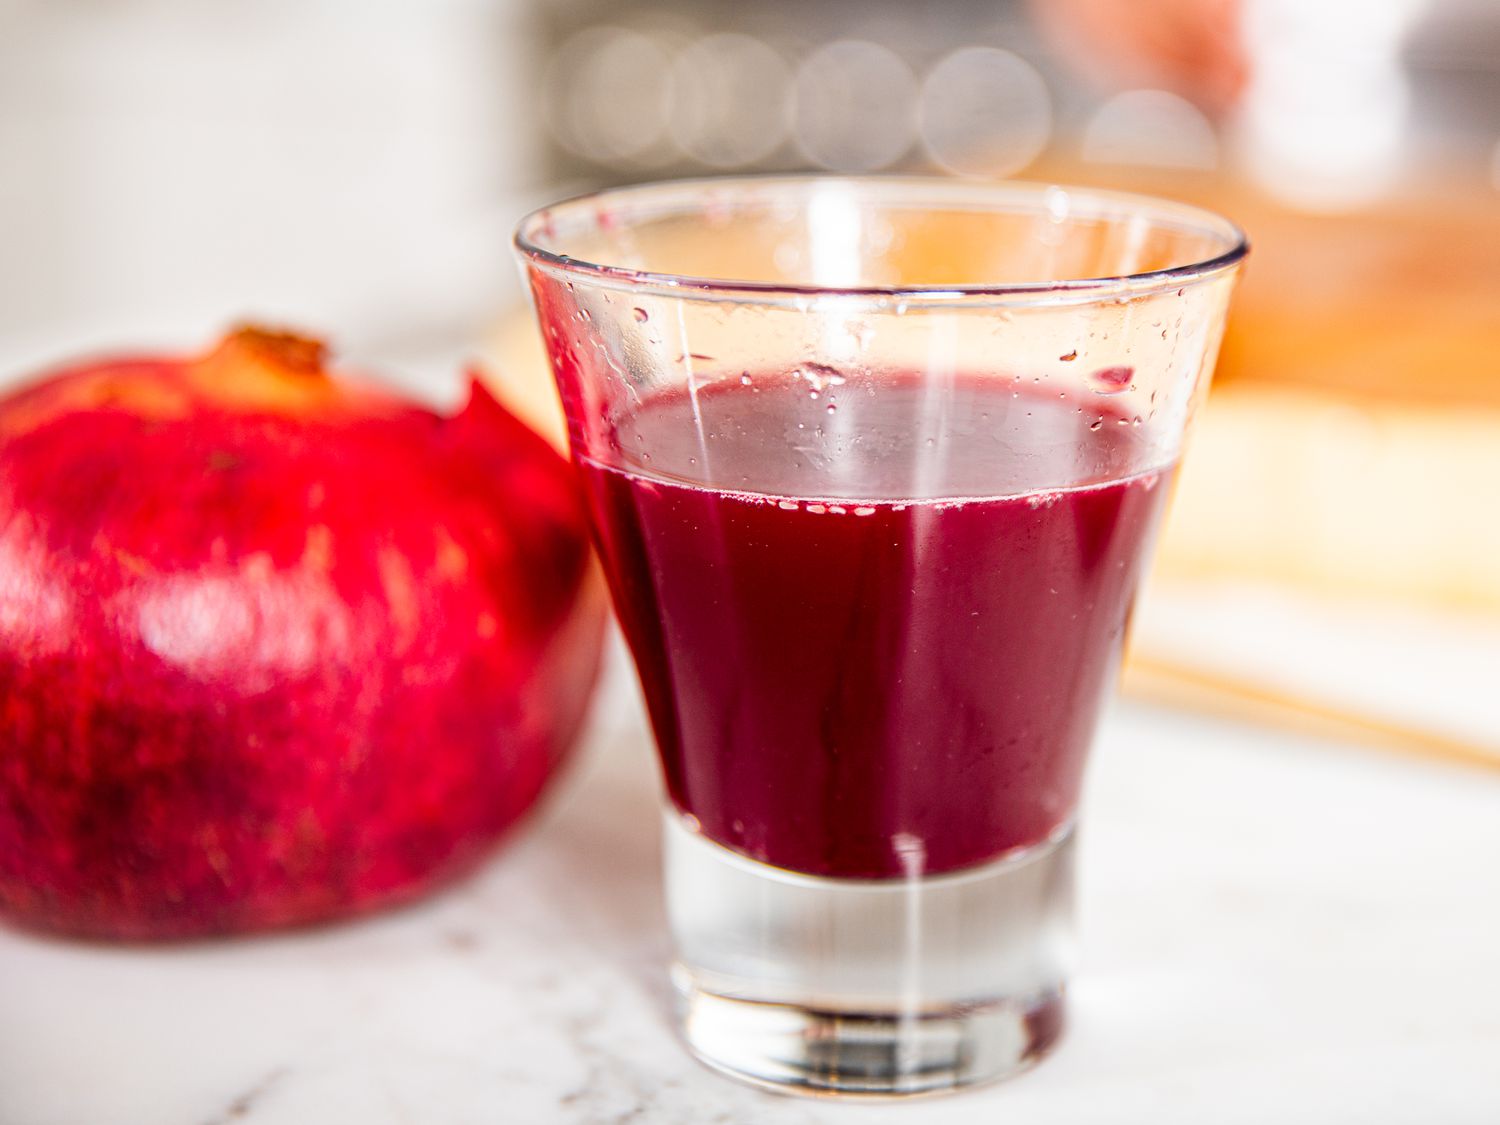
[579,373,1170,879]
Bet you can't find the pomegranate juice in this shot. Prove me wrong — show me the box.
[580,373,1170,879]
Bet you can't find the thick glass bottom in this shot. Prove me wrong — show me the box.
[664,812,1076,1097]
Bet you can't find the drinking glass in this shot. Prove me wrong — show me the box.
[515,177,1245,1097]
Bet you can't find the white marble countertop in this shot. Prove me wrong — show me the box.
[2,643,1498,1125]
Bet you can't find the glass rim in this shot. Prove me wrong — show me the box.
[513,174,1249,307]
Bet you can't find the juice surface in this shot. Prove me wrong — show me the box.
[580,373,1170,878]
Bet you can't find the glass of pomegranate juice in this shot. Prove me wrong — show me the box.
[516,178,1245,1096]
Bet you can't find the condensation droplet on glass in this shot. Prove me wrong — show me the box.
[1089,419,1103,431]
[826,403,838,414]
[778,500,798,510]
[579,308,591,321]
[854,506,876,516]
[632,307,648,322]
[1089,365,1133,393]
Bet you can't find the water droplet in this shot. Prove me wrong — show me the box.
[579,308,592,321]
[740,372,753,386]
[1089,419,1103,431]
[809,389,820,400]
[854,506,876,516]
[632,307,648,322]
[826,403,838,414]
[778,500,798,510]
[793,362,843,392]
[1089,365,1133,393]
[807,503,827,514]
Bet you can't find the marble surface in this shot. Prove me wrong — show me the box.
[2,648,1498,1125]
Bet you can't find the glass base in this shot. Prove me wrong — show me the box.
[664,813,1075,1097]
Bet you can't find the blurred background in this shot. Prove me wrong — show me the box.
[1,0,1497,762]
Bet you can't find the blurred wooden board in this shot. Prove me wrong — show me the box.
[1031,162,1500,406]
[1035,161,1500,610]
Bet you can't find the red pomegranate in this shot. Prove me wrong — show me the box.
[0,327,605,939]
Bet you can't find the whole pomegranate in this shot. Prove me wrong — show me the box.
[0,327,605,939]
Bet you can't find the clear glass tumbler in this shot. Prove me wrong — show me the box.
[515,177,1245,1097]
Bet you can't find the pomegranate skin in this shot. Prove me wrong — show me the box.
[0,329,605,939]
